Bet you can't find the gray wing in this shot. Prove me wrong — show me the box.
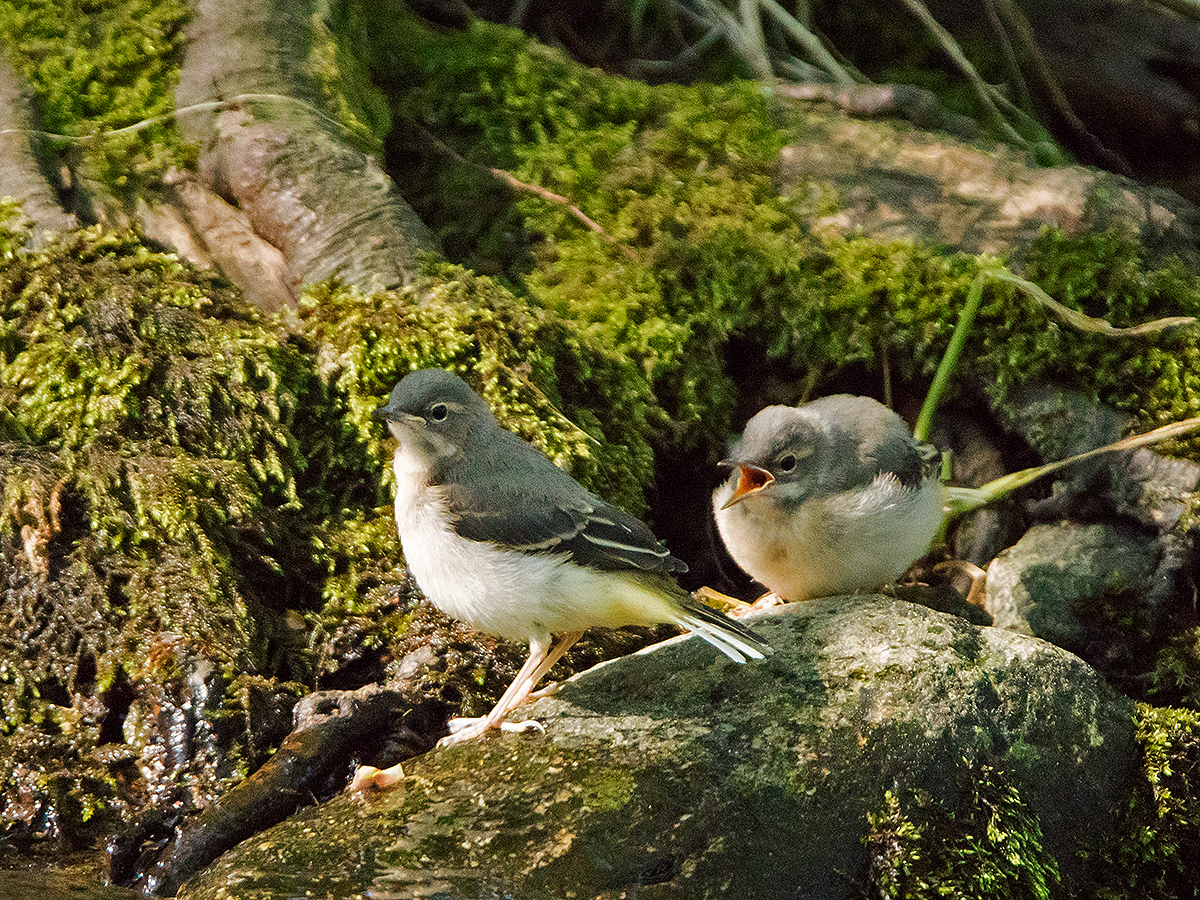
[809,395,935,492]
[441,430,686,575]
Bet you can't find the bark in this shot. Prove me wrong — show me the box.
[0,59,77,243]
[168,0,436,304]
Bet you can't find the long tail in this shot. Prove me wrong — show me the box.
[674,593,772,663]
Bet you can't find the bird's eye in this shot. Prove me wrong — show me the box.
[778,454,797,473]
[429,403,449,422]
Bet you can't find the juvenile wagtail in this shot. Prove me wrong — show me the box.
[714,394,944,602]
[375,368,770,746]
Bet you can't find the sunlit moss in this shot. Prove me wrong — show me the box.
[371,12,1200,466]
[0,227,312,838]
[864,766,1060,899]
[295,263,657,514]
[0,0,193,199]
[1088,704,1200,899]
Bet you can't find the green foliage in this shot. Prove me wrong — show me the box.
[0,228,314,836]
[1089,704,1200,899]
[0,0,192,199]
[864,764,1060,899]
[371,14,1200,462]
[1152,627,1200,711]
[0,228,306,666]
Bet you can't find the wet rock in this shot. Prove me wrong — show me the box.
[120,683,441,897]
[178,598,1137,900]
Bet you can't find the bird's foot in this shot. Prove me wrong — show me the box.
[527,680,562,701]
[746,591,786,614]
[436,715,546,748]
[694,586,754,616]
[349,762,406,798]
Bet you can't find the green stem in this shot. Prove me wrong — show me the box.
[914,268,991,442]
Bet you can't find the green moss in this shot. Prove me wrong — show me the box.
[1016,229,1200,430]
[0,198,29,264]
[306,2,392,154]
[864,765,1060,899]
[294,263,656,515]
[0,0,193,201]
[0,227,306,675]
[0,227,315,839]
[370,13,1200,469]
[370,14,793,447]
[1151,628,1200,711]
[1088,704,1200,899]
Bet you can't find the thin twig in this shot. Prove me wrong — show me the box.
[992,0,1131,173]
[757,0,856,86]
[416,124,636,258]
[946,415,1200,515]
[0,93,354,144]
[915,264,1197,442]
[983,0,1032,114]
[990,268,1197,336]
[1148,0,1200,22]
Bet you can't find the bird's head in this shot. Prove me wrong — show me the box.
[373,368,495,463]
[719,405,820,510]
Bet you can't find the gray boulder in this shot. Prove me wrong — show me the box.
[984,522,1161,653]
[179,598,1137,900]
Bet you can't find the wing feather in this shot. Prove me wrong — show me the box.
[442,430,685,575]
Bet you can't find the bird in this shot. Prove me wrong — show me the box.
[713,394,945,603]
[373,368,770,747]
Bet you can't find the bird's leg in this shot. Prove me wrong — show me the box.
[744,590,786,613]
[523,630,585,701]
[438,631,583,747]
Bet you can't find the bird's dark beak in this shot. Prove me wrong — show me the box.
[719,462,775,509]
[373,403,423,427]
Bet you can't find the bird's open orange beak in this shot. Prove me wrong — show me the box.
[720,463,775,509]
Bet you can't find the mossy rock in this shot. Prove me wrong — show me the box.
[178,599,1139,900]
[0,222,666,846]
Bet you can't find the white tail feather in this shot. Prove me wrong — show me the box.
[676,613,768,663]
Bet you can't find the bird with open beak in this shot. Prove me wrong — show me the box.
[713,394,945,603]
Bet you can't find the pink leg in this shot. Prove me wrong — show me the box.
[438,631,584,747]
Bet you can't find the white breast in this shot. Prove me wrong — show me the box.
[714,475,945,600]
[392,450,677,642]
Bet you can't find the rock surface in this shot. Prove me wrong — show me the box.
[179,597,1137,900]
[984,522,1162,653]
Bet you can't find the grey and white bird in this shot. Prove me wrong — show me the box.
[374,368,770,746]
[713,394,945,602]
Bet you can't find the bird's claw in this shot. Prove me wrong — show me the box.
[349,762,406,798]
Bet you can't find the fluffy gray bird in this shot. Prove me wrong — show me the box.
[375,368,770,746]
[713,394,945,602]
